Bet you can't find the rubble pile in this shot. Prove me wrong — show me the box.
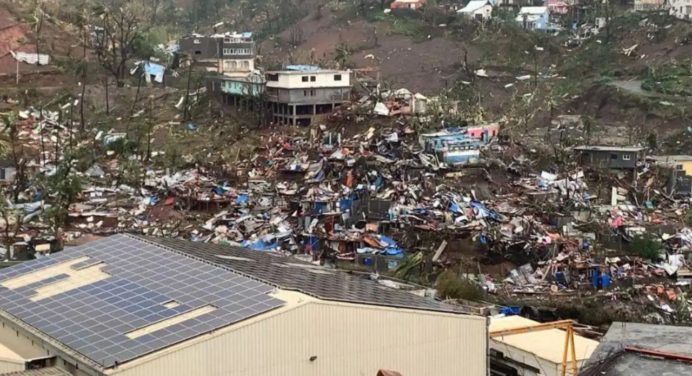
[2,102,692,323]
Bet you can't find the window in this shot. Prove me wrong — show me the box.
[266,73,279,81]
[310,76,316,82]
[676,164,684,171]
[622,154,631,161]
[334,74,342,81]
[310,89,315,96]
[302,76,308,82]
[610,154,618,160]
[303,90,308,96]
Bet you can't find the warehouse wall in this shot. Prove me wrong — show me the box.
[112,291,488,376]
[0,359,24,374]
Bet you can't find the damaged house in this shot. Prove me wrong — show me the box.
[180,32,265,108]
[574,146,646,170]
[265,65,351,126]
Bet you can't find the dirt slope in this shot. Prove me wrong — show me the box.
[261,6,478,93]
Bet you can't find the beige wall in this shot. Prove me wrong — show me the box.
[0,316,102,376]
[0,359,24,374]
[112,295,487,376]
[0,319,49,360]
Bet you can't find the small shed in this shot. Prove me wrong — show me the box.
[516,6,549,30]
[574,145,645,170]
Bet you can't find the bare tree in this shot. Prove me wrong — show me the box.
[91,1,147,87]
[32,2,45,66]
[288,25,304,48]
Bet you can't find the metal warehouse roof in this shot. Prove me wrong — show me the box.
[0,235,283,369]
[139,235,465,314]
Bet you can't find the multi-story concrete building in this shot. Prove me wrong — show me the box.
[265,65,351,126]
[180,32,265,109]
[179,32,255,74]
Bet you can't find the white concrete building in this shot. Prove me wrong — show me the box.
[668,0,692,18]
[634,0,666,10]
[0,235,488,376]
[265,65,351,126]
[458,0,494,20]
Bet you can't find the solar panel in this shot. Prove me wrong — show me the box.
[0,235,284,368]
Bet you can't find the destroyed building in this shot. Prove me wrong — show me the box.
[582,322,692,375]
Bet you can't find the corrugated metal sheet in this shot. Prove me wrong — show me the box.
[113,296,487,376]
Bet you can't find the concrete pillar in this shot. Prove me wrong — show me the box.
[291,105,296,126]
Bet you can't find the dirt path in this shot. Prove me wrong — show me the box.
[611,79,692,102]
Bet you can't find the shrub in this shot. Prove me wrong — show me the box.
[436,270,484,301]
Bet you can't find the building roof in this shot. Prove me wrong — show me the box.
[0,235,283,369]
[0,368,71,376]
[518,6,548,14]
[489,316,599,364]
[139,235,465,314]
[458,0,492,13]
[649,155,692,162]
[573,145,646,153]
[266,68,347,75]
[583,322,692,375]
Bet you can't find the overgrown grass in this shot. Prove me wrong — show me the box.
[642,63,692,96]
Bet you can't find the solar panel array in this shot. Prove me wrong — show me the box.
[144,236,465,314]
[0,235,283,368]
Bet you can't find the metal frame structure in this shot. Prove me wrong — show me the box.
[489,319,577,376]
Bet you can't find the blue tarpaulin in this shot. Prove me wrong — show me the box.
[377,235,398,247]
[499,306,521,316]
[373,175,385,190]
[383,247,404,257]
[235,194,249,205]
[601,272,611,288]
[449,201,462,214]
[339,198,353,212]
[313,202,325,214]
[479,233,488,245]
[143,62,165,83]
[470,201,499,221]
[245,239,277,251]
